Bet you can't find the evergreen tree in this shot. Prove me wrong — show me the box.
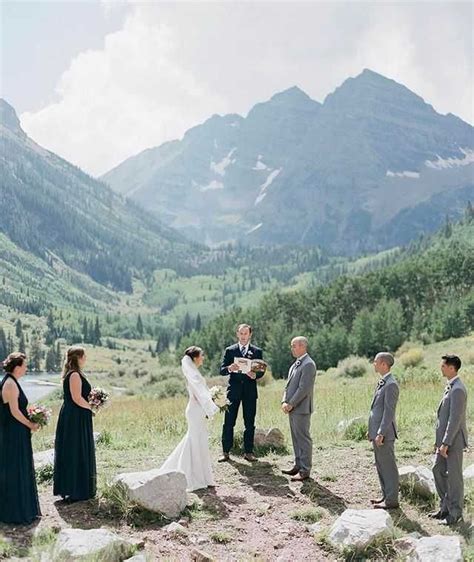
[18,332,26,354]
[15,318,23,339]
[94,317,101,345]
[195,313,202,332]
[29,332,42,372]
[136,314,144,337]
[0,328,8,360]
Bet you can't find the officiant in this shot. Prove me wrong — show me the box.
[219,324,265,462]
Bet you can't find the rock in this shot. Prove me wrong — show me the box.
[254,427,285,448]
[463,463,474,486]
[124,555,148,562]
[306,522,322,534]
[328,509,394,550]
[399,466,436,498]
[337,416,365,433]
[164,522,188,537]
[93,432,102,443]
[407,535,462,562]
[190,548,215,562]
[113,469,187,519]
[53,528,136,561]
[34,449,55,470]
[394,536,419,556]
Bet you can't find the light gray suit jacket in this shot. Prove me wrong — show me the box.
[435,377,468,450]
[368,373,399,441]
[282,354,316,415]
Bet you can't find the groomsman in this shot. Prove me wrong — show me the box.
[430,354,468,525]
[281,337,316,481]
[219,324,264,462]
[368,352,400,510]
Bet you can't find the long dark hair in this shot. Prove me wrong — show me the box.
[63,345,86,379]
[2,352,27,374]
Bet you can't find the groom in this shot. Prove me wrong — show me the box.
[219,324,264,462]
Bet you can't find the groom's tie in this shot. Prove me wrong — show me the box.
[240,346,247,357]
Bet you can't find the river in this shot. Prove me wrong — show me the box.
[21,373,62,403]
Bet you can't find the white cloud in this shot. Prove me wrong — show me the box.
[20,2,473,176]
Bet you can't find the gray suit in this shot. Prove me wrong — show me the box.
[282,354,316,474]
[368,373,399,505]
[432,377,468,519]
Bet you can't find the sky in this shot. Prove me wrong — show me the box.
[1,1,473,176]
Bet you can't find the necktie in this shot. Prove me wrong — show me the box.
[241,347,246,357]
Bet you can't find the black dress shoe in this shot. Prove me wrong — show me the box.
[244,453,258,462]
[370,498,385,505]
[282,466,300,476]
[428,510,449,520]
[440,515,463,526]
[218,453,230,462]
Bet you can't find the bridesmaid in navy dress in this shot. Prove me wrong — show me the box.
[0,352,41,525]
[54,346,96,502]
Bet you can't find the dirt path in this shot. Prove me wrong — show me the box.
[1,444,470,561]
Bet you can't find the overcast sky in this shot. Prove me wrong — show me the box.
[1,1,472,176]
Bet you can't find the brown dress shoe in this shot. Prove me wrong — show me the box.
[291,472,310,482]
[374,501,399,510]
[282,466,300,476]
[218,453,230,462]
[244,453,258,462]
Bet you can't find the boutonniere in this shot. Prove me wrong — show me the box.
[247,350,253,358]
[377,379,386,388]
[444,384,451,393]
[295,359,302,368]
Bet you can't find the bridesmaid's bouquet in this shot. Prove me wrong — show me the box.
[88,387,110,413]
[210,386,231,413]
[27,404,52,428]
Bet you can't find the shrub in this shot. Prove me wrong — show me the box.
[344,420,368,441]
[36,464,54,484]
[336,356,369,378]
[290,507,324,523]
[399,348,424,368]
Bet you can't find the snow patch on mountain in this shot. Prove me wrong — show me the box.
[253,155,270,171]
[193,179,224,192]
[386,170,420,178]
[425,148,474,170]
[254,168,282,206]
[247,223,263,234]
[211,148,237,176]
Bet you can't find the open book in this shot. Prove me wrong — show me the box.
[235,357,253,374]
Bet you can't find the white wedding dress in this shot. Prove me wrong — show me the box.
[158,356,219,491]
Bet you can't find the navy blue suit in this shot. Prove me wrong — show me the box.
[220,343,264,453]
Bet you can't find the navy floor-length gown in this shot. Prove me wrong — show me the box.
[53,371,96,501]
[0,374,41,524]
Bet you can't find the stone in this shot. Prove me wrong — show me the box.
[328,509,394,550]
[53,528,136,561]
[190,548,215,562]
[254,427,285,448]
[463,463,474,486]
[305,522,322,534]
[337,416,366,434]
[113,469,187,519]
[407,535,462,562]
[34,449,55,470]
[399,466,436,498]
[164,522,188,537]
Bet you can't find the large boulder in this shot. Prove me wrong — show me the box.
[34,449,55,470]
[407,535,462,562]
[254,428,285,448]
[53,528,136,561]
[399,466,436,498]
[328,509,394,550]
[113,469,187,519]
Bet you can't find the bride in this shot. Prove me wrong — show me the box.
[158,346,219,491]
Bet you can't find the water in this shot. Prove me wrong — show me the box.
[22,373,61,403]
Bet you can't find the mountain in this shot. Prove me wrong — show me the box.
[0,99,197,293]
[102,69,474,254]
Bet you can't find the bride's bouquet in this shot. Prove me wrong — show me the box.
[27,404,52,428]
[210,386,231,413]
[88,387,110,413]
